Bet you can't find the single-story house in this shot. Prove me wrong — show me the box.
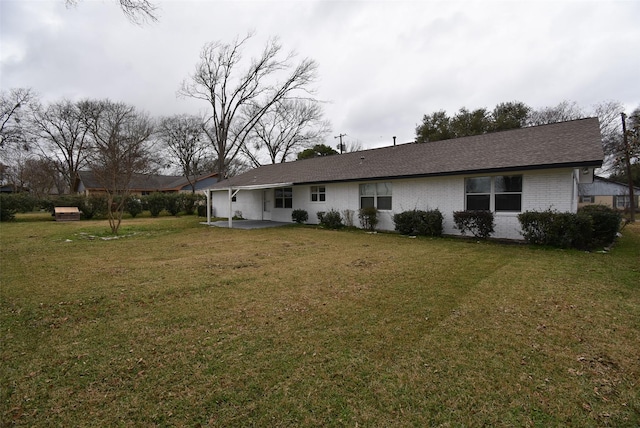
[578,176,639,210]
[75,171,218,197]
[204,118,604,240]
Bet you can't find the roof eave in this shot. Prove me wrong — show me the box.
[296,160,604,185]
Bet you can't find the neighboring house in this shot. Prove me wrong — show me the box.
[578,176,640,210]
[204,118,604,240]
[75,171,218,197]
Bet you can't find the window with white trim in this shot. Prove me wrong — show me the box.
[311,186,326,202]
[465,175,522,212]
[614,195,637,209]
[360,182,392,210]
[274,187,293,208]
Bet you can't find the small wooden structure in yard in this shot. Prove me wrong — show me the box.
[54,207,81,221]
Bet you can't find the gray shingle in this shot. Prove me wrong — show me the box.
[210,118,604,189]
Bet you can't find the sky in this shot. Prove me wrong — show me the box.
[1,0,639,151]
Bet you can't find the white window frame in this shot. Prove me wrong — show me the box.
[465,175,523,212]
[359,182,392,210]
[274,187,293,209]
[310,185,326,202]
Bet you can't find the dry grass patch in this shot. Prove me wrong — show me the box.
[1,216,639,426]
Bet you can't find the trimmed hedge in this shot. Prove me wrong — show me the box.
[519,207,621,250]
[453,210,495,239]
[393,209,443,237]
[292,209,308,224]
[518,210,592,249]
[318,209,343,229]
[578,205,622,248]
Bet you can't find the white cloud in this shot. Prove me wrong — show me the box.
[1,0,639,149]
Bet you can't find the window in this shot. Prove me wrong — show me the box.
[311,186,326,202]
[580,195,594,203]
[465,175,522,212]
[274,187,293,208]
[360,182,392,210]
[614,195,631,209]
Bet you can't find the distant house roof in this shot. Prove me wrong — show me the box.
[76,171,218,193]
[579,176,640,196]
[209,118,604,190]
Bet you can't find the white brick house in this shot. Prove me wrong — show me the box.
[204,118,604,240]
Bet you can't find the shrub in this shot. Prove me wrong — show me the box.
[342,209,355,227]
[358,207,379,231]
[145,192,166,217]
[83,195,108,219]
[164,193,182,216]
[518,210,593,249]
[292,209,309,224]
[453,210,495,239]
[578,204,622,248]
[11,193,39,213]
[180,193,203,215]
[0,194,19,221]
[319,209,343,229]
[125,197,143,218]
[394,209,443,237]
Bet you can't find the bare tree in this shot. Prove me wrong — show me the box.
[21,157,66,198]
[30,99,92,192]
[1,88,36,149]
[343,139,364,153]
[241,99,330,167]
[65,0,158,24]
[179,33,319,178]
[0,143,33,192]
[527,100,585,126]
[592,100,625,173]
[156,114,212,192]
[84,100,155,234]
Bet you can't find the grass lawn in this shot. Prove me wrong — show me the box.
[1,215,639,426]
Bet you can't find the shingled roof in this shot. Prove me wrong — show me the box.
[210,118,604,189]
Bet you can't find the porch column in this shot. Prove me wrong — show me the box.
[206,189,211,224]
[228,187,233,228]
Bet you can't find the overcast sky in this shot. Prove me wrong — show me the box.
[1,0,639,150]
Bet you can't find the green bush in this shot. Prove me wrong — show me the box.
[319,209,343,229]
[180,193,203,215]
[358,207,379,231]
[0,194,19,221]
[578,205,622,248]
[393,209,443,237]
[83,195,108,219]
[292,209,309,224]
[0,193,41,220]
[518,210,593,249]
[125,197,143,218]
[145,193,166,217]
[164,193,181,216]
[453,210,495,239]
